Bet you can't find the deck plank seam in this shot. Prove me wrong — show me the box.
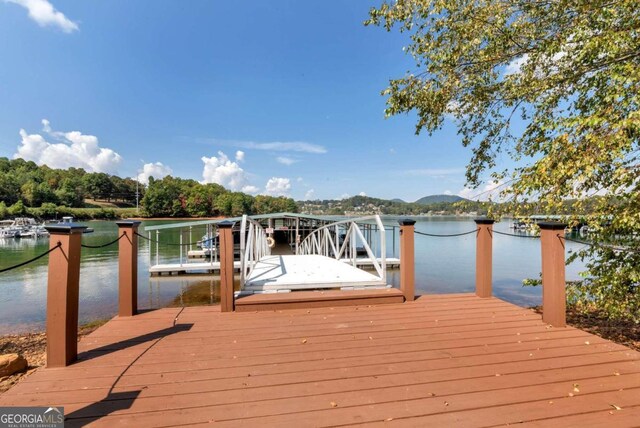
[65,384,640,426]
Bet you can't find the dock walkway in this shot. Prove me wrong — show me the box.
[2,294,640,426]
[244,254,388,291]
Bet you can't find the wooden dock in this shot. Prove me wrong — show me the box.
[2,294,640,427]
[235,288,405,312]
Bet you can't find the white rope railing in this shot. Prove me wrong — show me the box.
[239,215,271,286]
[298,215,387,283]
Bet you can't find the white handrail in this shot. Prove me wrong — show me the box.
[298,215,386,283]
[240,215,271,286]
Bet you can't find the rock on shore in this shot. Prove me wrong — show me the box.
[0,354,27,377]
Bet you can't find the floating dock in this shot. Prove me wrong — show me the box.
[149,257,399,276]
[149,261,243,276]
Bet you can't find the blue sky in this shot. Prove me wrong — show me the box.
[0,0,496,202]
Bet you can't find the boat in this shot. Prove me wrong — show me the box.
[59,216,74,224]
[17,225,49,238]
[10,217,49,238]
[0,220,20,238]
[198,232,219,250]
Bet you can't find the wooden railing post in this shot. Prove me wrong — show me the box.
[44,223,87,367]
[218,220,235,312]
[539,222,568,327]
[474,218,495,298]
[398,219,416,301]
[116,220,141,317]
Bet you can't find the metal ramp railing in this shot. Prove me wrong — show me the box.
[239,214,271,287]
[298,215,387,284]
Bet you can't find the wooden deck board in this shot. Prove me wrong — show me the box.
[1,294,639,427]
[235,288,405,311]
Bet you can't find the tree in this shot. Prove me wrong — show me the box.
[8,200,26,216]
[82,173,114,200]
[0,172,20,205]
[367,0,640,320]
[55,178,84,207]
[141,176,190,217]
[186,183,226,217]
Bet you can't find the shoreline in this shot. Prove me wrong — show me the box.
[0,319,109,394]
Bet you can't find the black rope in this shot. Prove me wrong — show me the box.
[414,228,479,237]
[0,242,62,274]
[559,235,640,253]
[134,231,205,247]
[492,229,540,239]
[81,232,127,249]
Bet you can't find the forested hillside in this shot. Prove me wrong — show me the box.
[0,157,297,219]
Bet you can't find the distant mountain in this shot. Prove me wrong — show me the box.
[390,198,405,203]
[414,194,468,205]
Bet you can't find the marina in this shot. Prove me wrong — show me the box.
[0,217,49,239]
[144,213,401,280]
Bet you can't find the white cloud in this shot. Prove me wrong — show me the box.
[201,151,251,191]
[458,180,507,201]
[296,177,303,182]
[505,50,569,77]
[264,177,291,197]
[5,0,79,33]
[358,192,367,197]
[406,167,465,177]
[14,119,122,173]
[444,100,462,120]
[340,193,350,200]
[505,54,529,75]
[241,185,260,194]
[443,190,452,195]
[137,162,172,185]
[235,150,245,162]
[217,139,327,154]
[304,189,315,200]
[276,156,297,166]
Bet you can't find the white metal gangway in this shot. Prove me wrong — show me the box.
[239,215,389,293]
[239,214,272,286]
[297,215,387,283]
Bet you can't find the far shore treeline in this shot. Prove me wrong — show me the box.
[0,157,606,220]
[0,157,297,219]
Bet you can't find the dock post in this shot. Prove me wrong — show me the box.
[218,221,235,312]
[44,223,87,367]
[539,222,568,327]
[398,219,416,301]
[116,220,142,317]
[474,218,495,298]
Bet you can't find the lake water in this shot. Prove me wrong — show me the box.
[0,217,589,334]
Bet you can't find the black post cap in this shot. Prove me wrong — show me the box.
[398,219,416,226]
[44,224,88,234]
[474,217,496,225]
[217,220,235,229]
[115,220,142,228]
[537,221,568,230]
